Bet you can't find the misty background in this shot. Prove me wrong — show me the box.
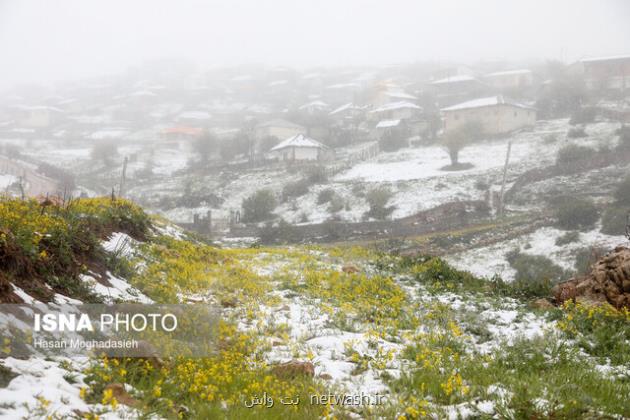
[1,0,630,90]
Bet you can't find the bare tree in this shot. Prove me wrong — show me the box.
[193,131,218,163]
[441,121,483,168]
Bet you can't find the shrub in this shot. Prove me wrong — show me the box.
[508,251,567,297]
[365,186,394,219]
[91,141,118,164]
[613,175,630,206]
[616,125,630,152]
[553,196,599,231]
[328,195,344,213]
[555,231,580,246]
[2,144,22,159]
[317,188,335,204]
[569,107,597,125]
[282,178,311,201]
[556,144,593,166]
[379,129,408,152]
[351,184,365,198]
[242,189,277,223]
[474,179,489,190]
[600,207,628,235]
[0,197,150,302]
[543,134,558,144]
[304,166,328,183]
[567,127,587,138]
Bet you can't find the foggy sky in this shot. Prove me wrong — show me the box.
[1,0,629,89]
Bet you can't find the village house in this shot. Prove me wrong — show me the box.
[368,101,422,121]
[374,119,408,141]
[483,69,533,91]
[441,95,536,135]
[162,126,203,141]
[176,110,212,126]
[254,119,305,142]
[267,133,332,161]
[573,55,630,92]
[428,75,489,106]
[13,105,64,128]
[369,85,418,107]
[329,103,366,124]
[298,100,330,114]
[323,82,361,104]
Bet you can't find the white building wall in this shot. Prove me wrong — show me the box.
[268,146,320,161]
[443,105,536,135]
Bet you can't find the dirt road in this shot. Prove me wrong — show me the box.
[0,155,60,197]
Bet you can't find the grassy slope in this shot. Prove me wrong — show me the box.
[1,197,629,419]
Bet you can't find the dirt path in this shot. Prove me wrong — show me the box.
[0,155,60,197]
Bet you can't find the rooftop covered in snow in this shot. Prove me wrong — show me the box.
[441,95,535,112]
[299,100,329,110]
[580,54,630,63]
[370,101,422,113]
[376,119,401,128]
[329,102,363,115]
[484,69,532,77]
[431,74,478,85]
[270,133,328,151]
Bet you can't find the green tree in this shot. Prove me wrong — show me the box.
[193,131,218,162]
[91,141,118,164]
[242,189,277,223]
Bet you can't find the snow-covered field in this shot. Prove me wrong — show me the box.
[446,225,628,281]
[0,174,17,189]
[1,118,622,229]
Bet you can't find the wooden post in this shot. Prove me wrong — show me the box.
[18,176,25,199]
[119,156,128,198]
[498,141,512,218]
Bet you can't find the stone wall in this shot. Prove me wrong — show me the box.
[227,200,490,243]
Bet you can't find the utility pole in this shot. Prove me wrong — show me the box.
[119,156,128,198]
[498,141,512,218]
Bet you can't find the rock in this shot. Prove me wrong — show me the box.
[342,265,360,274]
[318,373,333,380]
[554,246,630,310]
[220,297,238,308]
[271,361,315,379]
[104,383,139,407]
[532,298,554,309]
